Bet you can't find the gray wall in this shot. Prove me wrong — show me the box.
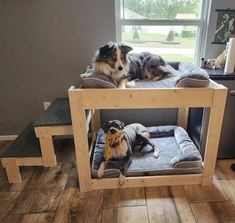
[0,0,116,134]
[204,0,235,59]
[0,0,234,135]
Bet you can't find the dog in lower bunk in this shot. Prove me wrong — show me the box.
[97,120,159,185]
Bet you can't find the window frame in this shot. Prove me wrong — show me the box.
[115,0,211,65]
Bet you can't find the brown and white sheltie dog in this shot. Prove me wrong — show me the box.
[93,42,134,87]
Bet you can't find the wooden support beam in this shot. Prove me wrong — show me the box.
[1,158,22,184]
[177,107,189,129]
[202,87,227,185]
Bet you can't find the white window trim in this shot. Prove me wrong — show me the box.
[115,0,211,65]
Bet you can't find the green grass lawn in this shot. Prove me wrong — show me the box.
[122,32,195,63]
[122,32,196,49]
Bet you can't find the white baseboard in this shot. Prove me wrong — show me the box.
[0,135,18,141]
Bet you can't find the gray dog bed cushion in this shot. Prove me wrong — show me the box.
[91,125,202,178]
[81,62,209,89]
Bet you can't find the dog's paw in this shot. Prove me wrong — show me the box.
[97,162,105,178]
[153,150,159,158]
[119,174,125,186]
[97,168,104,178]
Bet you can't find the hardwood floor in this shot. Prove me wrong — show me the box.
[1,140,235,223]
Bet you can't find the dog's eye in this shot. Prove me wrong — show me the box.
[111,56,117,62]
[150,65,158,69]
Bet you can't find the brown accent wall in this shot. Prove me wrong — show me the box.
[0,0,115,134]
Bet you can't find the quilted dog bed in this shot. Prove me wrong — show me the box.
[81,62,210,88]
[91,125,202,178]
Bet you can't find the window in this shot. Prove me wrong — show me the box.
[115,0,210,64]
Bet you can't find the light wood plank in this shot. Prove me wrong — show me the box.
[92,174,202,190]
[69,90,92,192]
[117,206,149,223]
[78,88,214,109]
[2,158,22,183]
[190,202,235,223]
[202,88,227,185]
[34,125,73,137]
[37,134,57,167]
[177,108,189,129]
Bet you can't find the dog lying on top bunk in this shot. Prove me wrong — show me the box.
[97,120,158,185]
[93,41,174,88]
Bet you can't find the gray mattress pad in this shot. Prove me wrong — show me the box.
[91,125,203,178]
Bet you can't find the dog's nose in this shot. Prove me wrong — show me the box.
[118,66,123,71]
[110,128,116,134]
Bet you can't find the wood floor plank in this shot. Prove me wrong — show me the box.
[183,178,228,202]
[218,180,235,206]
[0,192,21,222]
[24,164,71,191]
[0,166,34,192]
[52,188,76,223]
[118,187,145,207]
[146,186,195,223]
[170,186,196,223]
[54,188,103,223]
[102,208,118,223]
[5,213,55,223]
[215,159,235,180]
[10,188,64,214]
[64,163,79,189]
[117,206,148,223]
[190,201,235,223]
[103,189,119,208]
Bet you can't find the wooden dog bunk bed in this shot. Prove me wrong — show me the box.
[68,79,227,192]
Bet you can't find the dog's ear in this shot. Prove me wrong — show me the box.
[140,55,152,79]
[120,44,133,56]
[141,55,152,70]
[103,121,112,133]
[95,42,115,62]
[118,121,125,129]
[159,56,166,66]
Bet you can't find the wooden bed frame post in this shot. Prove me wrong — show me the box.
[91,109,101,135]
[69,88,92,192]
[202,87,227,185]
[177,107,189,129]
[35,127,57,167]
[1,158,22,183]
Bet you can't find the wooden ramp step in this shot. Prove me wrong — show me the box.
[0,123,43,184]
[33,98,72,127]
[0,123,41,158]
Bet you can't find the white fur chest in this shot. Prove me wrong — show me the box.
[110,140,128,158]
